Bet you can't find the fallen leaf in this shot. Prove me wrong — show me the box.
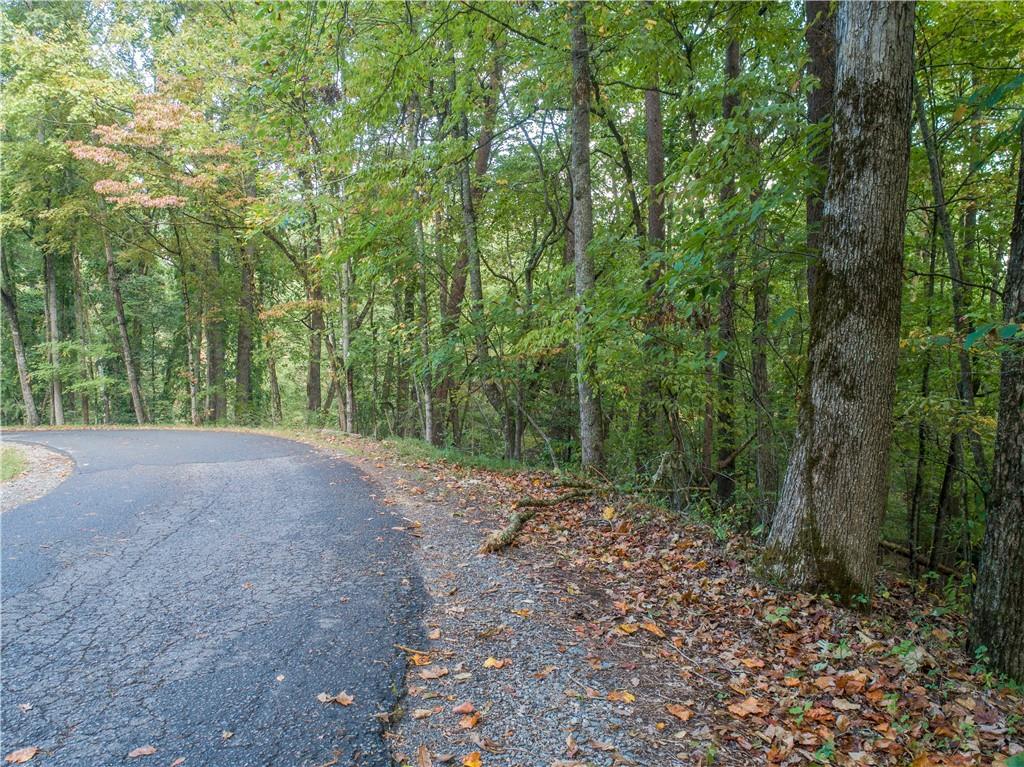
[607,690,635,703]
[452,702,475,715]
[420,666,449,680]
[462,752,481,767]
[482,657,507,669]
[640,620,665,638]
[221,731,233,740]
[428,628,442,640]
[727,697,766,718]
[317,692,354,706]
[831,698,861,711]
[618,623,638,635]
[412,708,435,720]
[459,712,481,729]
[275,674,285,682]
[416,745,433,767]
[170,760,185,767]
[666,703,693,722]
[533,664,558,679]
[602,506,615,520]
[127,746,157,758]
[4,748,39,764]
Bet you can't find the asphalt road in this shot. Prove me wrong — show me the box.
[1,429,424,766]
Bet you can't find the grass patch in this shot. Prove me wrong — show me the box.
[382,437,531,474]
[1,445,27,482]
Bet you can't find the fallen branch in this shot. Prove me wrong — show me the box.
[480,489,588,553]
[879,539,956,577]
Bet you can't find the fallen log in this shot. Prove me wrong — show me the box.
[480,489,588,553]
[879,539,956,577]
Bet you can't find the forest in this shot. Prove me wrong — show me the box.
[1,0,1022,684]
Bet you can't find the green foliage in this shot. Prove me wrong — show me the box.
[1,2,1021,594]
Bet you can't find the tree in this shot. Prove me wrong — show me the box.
[805,0,835,305]
[765,1,916,598]
[716,36,740,507]
[971,118,1024,681]
[1,256,40,426]
[570,3,603,471]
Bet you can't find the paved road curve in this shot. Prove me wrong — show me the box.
[1,430,424,766]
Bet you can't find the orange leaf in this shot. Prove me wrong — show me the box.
[727,697,765,718]
[462,752,482,767]
[640,621,666,638]
[4,748,39,764]
[452,701,475,715]
[666,703,693,722]
[607,690,636,703]
[127,746,157,758]
[459,712,481,729]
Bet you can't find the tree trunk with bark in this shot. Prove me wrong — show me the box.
[235,237,256,423]
[71,246,93,424]
[914,81,990,497]
[306,280,324,416]
[765,1,916,598]
[752,249,777,526]
[971,119,1024,681]
[44,249,65,425]
[570,3,603,471]
[1,259,40,426]
[716,38,740,507]
[805,0,836,306]
[101,221,147,424]
[205,238,226,423]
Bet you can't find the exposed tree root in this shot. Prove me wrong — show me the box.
[480,490,588,553]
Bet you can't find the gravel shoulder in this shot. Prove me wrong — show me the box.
[1,439,74,513]
[298,432,686,767]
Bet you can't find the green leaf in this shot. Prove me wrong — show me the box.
[998,323,1021,340]
[964,323,996,350]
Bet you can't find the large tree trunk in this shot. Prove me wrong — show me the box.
[1,260,40,427]
[971,119,1024,681]
[570,3,603,471]
[765,1,916,598]
[235,237,256,423]
[805,0,836,305]
[44,249,65,425]
[101,222,147,424]
[716,38,740,506]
